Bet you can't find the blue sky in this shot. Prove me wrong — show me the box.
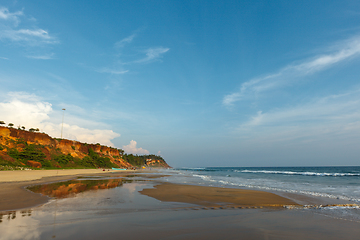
[1,0,360,167]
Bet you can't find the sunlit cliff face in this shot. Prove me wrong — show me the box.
[28,179,123,198]
[0,126,134,168]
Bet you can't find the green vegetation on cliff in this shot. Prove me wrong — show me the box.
[0,126,170,170]
[8,144,50,167]
[1,141,118,169]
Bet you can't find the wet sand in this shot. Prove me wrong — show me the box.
[0,169,299,211]
[0,169,131,211]
[140,183,299,208]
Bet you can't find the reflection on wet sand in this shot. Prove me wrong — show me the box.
[27,179,124,198]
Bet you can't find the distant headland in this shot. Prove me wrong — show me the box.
[0,125,170,170]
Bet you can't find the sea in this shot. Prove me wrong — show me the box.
[164,166,360,221]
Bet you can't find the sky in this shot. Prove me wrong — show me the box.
[1,0,360,167]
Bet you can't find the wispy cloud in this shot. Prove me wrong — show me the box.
[134,47,170,64]
[0,7,58,46]
[0,28,58,44]
[97,67,129,75]
[223,36,360,107]
[115,34,136,48]
[0,7,23,26]
[99,38,169,75]
[26,53,54,60]
[237,88,360,144]
[0,56,8,60]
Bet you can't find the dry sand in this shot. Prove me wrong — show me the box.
[0,169,117,183]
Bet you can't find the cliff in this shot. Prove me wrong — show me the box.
[0,126,170,169]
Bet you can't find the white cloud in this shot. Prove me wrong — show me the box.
[122,140,149,155]
[0,92,52,127]
[0,28,58,44]
[0,7,23,26]
[43,123,120,147]
[223,36,360,106]
[0,56,9,60]
[134,47,170,64]
[115,34,136,48]
[16,29,52,39]
[0,92,120,147]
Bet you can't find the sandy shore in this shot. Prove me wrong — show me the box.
[0,169,299,211]
[0,169,119,183]
[140,183,299,208]
[0,169,129,211]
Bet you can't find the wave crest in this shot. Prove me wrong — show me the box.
[237,170,360,177]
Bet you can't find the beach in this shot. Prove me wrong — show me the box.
[1,169,360,239]
[0,169,297,211]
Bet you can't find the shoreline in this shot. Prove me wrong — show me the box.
[2,170,360,239]
[0,169,301,212]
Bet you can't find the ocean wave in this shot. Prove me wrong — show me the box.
[176,167,209,171]
[189,173,360,203]
[285,204,360,210]
[192,174,217,182]
[237,170,360,177]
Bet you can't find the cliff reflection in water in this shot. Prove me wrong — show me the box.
[27,178,124,198]
[0,210,32,223]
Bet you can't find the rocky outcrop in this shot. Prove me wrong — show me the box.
[4,127,57,147]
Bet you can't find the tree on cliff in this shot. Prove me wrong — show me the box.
[0,121,5,126]
[8,123,14,128]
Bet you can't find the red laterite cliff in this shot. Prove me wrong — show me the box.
[0,126,170,169]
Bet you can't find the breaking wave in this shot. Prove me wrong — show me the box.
[237,170,360,177]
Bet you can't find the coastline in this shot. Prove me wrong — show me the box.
[1,169,360,239]
[0,169,300,212]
